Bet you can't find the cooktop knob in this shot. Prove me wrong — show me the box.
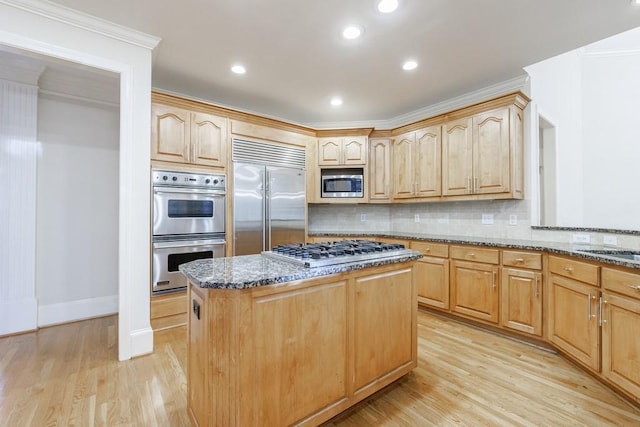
[205,178,211,184]
[162,175,168,181]
[213,179,219,184]
[172,176,178,182]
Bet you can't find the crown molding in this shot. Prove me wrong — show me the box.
[307,74,531,131]
[0,0,161,50]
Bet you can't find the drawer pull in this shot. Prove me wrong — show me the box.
[563,266,574,272]
[423,248,431,252]
[514,258,525,263]
[629,285,640,292]
[468,253,476,258]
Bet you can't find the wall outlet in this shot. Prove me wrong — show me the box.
[509,214,518,225]
[572,233,591,244]
[414,214,420,223]
[481,214,494,225]
[603,235,618,246]
[360,213,366,222]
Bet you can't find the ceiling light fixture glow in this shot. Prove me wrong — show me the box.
[378,0,399,13]
[330,97,343,107]
[342,25,363,40]
[231,64,246,74]
[402,60,418,71]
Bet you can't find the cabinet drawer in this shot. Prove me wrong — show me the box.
[151,292,187,319]
[450,245,499,265]
[602,267,640,300]
[409,241,449,258]
[502,250,542,270]
[549,256,599,286]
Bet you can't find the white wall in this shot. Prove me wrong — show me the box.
[36,93,119,325]
[525,27,640,230]
[0,0,159,360]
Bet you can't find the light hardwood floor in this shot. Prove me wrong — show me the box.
[1,311,639,426]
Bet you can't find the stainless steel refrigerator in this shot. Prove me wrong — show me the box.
[232,140,306,255]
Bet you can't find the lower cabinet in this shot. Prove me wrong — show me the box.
[601,267,640,403]
[501,268,542,336]
[450,259,500,324]
[410,241,450,310]
[548,256,601,372]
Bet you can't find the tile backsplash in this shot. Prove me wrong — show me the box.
[308,200,640,249]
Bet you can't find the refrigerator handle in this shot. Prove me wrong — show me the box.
[265,169,270,251]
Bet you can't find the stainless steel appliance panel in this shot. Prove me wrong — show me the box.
[153,187,225,236]
[152,238,226,294]
[233,163,266,256]
[267,166,306,249]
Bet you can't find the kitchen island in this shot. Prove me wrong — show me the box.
[180,248,422,427]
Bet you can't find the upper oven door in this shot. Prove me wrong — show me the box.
[153,187,225,236]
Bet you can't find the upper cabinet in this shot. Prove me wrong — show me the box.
[151,103,227,168]
[442,97,526,200]
[392,125,442,200]
[368,138,392,202]
[318,136,367,166]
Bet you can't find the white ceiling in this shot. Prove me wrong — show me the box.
[6,0,640,127]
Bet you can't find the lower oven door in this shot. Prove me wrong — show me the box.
[152,238,226,294]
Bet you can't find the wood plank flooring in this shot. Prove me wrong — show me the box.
[1,311,639,426]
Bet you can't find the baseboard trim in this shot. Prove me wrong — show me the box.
[38,295,118,327]
[0,297,38,336]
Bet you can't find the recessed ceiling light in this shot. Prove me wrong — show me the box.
[402,60,418,71]
[378,0,399,13]
[330,97,343,107]
[342,25,363,40]
[231,64,246,74]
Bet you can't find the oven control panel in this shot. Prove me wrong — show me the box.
[152,170,225,190]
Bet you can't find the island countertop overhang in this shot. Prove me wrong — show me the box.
[179,251,423,290]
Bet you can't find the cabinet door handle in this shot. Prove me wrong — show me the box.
[192,299,201,320]
[602,299,608,325]
[535,275,539,297]
[492,271,497,290]
[587,293,592,320]
[598,296,603,326]
[629,285,640,292]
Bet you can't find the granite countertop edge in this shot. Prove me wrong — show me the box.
[179,252,423,290]
[308,232,640,270]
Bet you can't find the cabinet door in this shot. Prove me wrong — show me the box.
[415,256,449,310]
[414,126,442,198]
[501,268,542,336]
[252,280,348,426]
[342,136,367,165]
[548,274,600,371]
[601,292,640,400]
[317,138,342,165]
[187,287,208,425]
[151,103,190,163]
[391,133,415,198]
[450,260,499,323]
[369,138,391,201]
[354,267,414,393]
[473,107,510,194]
[191,112,227,167]
[442,117,473,195]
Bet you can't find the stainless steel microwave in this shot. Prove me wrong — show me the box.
[321,170,364,198]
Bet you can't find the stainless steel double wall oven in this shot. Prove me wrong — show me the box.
[151,169,226,294]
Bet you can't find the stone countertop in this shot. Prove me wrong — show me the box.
[309,231,640,270]
[179,250,423,290]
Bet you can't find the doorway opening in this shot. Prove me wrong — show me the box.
[538,115,557,226]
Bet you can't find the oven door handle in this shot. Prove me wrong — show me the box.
[153,239,226,249]
[153,187,226,196]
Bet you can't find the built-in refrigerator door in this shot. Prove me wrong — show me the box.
[233,163,265,255]
[267,166,306,249]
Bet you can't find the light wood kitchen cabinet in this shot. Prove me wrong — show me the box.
[150,291,187,331]
[187,287,208,425]
[500,250,543,336]
[410,241,450,310]
[450,246,500,324]
[392,126,441,200]
[151,103,227,167]
[369,138,392,201]
[548,256,601,372]
[318,136,367,165]
[442,100,525,200]
[601,268,640,403]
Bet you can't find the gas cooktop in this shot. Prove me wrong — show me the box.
[262,240,410,268]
